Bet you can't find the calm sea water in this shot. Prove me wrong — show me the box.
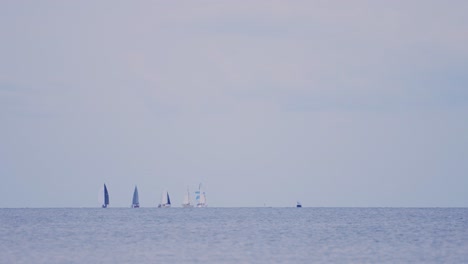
[1,208,467,263]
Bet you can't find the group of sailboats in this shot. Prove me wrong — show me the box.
[99,183,207,208]
[182,184,207,207]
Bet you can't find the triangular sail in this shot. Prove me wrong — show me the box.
[183,189,190,204]
[159,190,171,207]
[182,187,193,207]
[132,186,139,208]
[196,183,207,207]
[102,184,109,208]
[161,191,167,204]
[200,192,206,204]
[195,190,200,204]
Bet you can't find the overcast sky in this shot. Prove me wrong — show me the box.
[1,1,467,207]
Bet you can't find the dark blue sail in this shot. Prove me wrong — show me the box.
[167,192,171,205]
[132,186,139,208]
[103,184,109,207]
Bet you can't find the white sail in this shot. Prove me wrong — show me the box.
[158,190,171,208]
[182,188,193,207]
[200,192,206,204]
[196,183,207,207]
[195,190,200,204]
[98,187,104,206]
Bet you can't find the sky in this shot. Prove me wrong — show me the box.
[1,1,467,208]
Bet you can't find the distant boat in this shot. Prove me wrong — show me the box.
[182,188,194,208]
[158,190,171,208]
[131,186,140,208]
[296,201,302,208]
[99,184,109,208]
[195,183,207,208]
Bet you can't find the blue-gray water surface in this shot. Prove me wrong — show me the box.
[1,208,467,263]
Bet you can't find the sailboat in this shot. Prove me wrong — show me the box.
[100,184,109,208]
[296,201,302,208]
[131,186,140,208]
[158,190,171,208]
[195,183,207,207]
[182,188,193,208]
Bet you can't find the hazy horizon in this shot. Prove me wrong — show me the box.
[1,1,467,208]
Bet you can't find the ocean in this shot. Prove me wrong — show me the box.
[1,208,467,263]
